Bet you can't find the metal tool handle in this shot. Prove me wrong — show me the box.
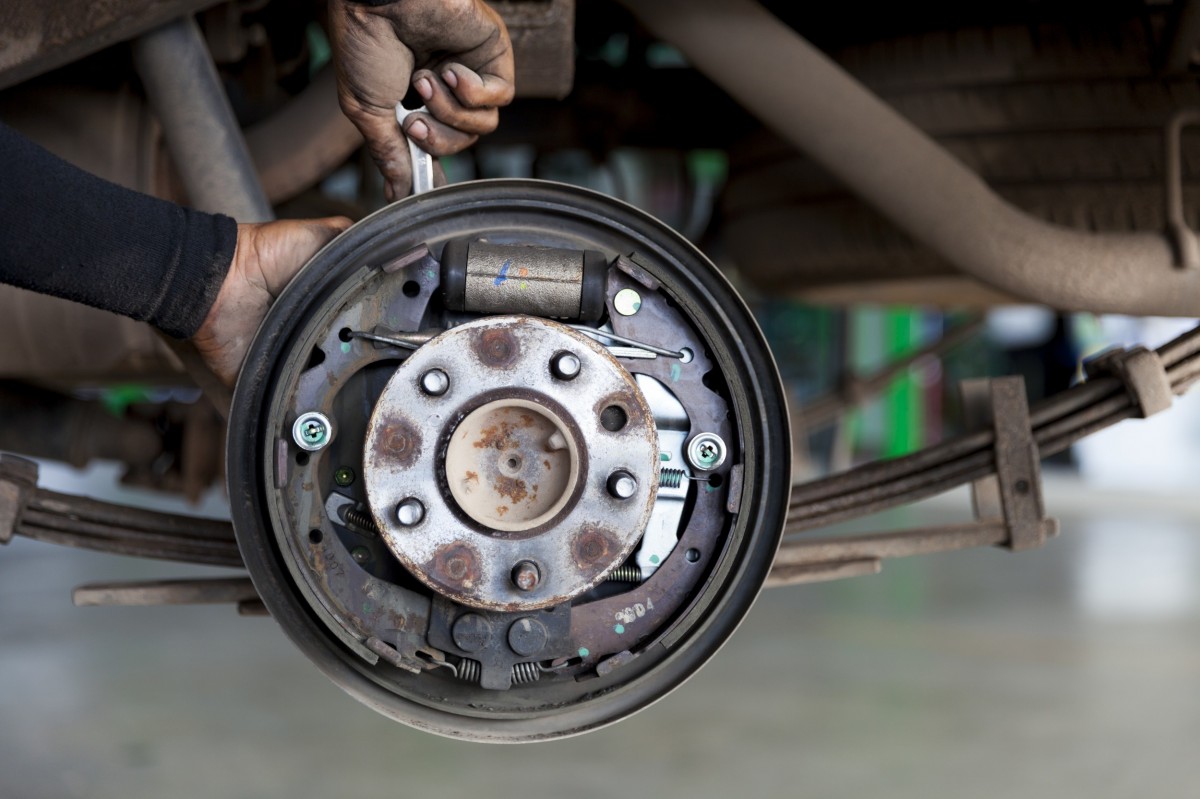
[395,103,436,196]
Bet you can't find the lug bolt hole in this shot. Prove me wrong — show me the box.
[551,351,582,381]
[396,497,426,527]
[512,560,541,592]
[420,368,450,397]
[600,405,628,432]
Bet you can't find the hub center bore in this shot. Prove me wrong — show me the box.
[445,398,581,533]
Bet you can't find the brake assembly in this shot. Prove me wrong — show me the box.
[227,179,790,741]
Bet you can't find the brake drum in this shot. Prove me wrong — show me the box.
[227,179,789,741]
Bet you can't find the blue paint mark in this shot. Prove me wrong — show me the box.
[649,555,660,564]
[578,647,590,658]
[614,623,625,634]
[494,259,512,286]
[340,342,351,354]
[670,362,682,382]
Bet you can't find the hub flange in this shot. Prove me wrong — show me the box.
[363,315,659,611]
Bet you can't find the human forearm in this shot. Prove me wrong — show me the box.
[0,123,237,339]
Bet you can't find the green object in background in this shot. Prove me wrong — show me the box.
[307,22,332,76]
[847,307,925,459]
[100,385,152,417]
[687,149,727,187]
[883,308,922,458]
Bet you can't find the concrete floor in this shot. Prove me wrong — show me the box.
[2,473,1200,798]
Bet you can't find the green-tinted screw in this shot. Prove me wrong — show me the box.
[292,411,332,451]
[334,466,355,486]
[686,432,727,471]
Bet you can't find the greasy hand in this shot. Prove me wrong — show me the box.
[329,0,514,201]
[193,217,352,386]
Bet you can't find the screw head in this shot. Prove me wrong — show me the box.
[419,368,449,396]
[686,432,727,471]
[512,560,541,592]
[396,497,425,526]
[607,470,638,499]
[334,466,355,486]
[550,351,581,381]
[351,546,371,564]
[613,288,642,316]
[292,412,332,451]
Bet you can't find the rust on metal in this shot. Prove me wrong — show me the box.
[474,327,521,368]
[429,543,483,591]
[377,414,422,469]
[492,475,529,504]
[512,560,541,591]
[472,413,535,452]
[593,390,648,434]
[571,525,616,569]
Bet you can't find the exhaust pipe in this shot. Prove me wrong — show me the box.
[626,0,1200,316]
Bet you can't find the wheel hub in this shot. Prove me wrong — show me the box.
[363,316,659,610]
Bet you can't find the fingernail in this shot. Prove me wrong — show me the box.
[408,119,428,140]
[415,76,433,100]
[442,67,459,88]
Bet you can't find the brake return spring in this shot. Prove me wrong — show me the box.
[343,506,379,535]
[456,658,482,684]
[512,662,541,684]
[660,468,686,488]
[605,566,644,583]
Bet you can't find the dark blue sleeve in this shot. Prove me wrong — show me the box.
[0,123,238,338]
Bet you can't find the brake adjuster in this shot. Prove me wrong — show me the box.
[227,180,789,741]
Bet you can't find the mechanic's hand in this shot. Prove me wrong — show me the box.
[328,0,514,202]
[192,217,352,386]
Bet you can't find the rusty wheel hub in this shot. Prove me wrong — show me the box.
[363,316,659,610]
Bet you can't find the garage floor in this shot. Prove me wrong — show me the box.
[2,470,1199,798]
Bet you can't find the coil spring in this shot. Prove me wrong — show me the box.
[343,506,379,535]
[512,662,541,684]
[456,658,482,684]
[605,565,643,583]
[660,468,686,489]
